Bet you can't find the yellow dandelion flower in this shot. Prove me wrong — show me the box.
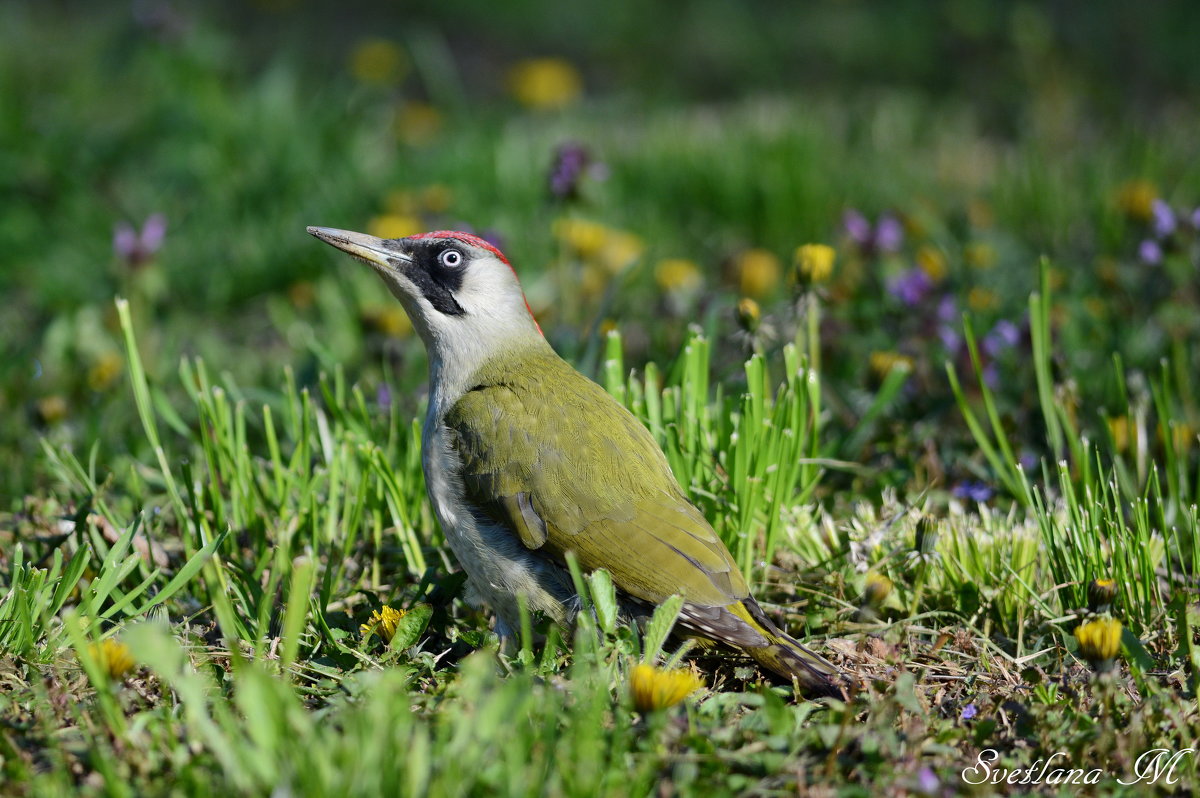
[598,230,644,274]
[36,395,69,425]
[90,638,135,681]
[902,211,928,241]
[360,606,406,643]
[376,307,412,338]
[361,307,412,338]
[368,213,422,240]
[508,58,583,110]
[1074,616,1122,669]
[420,184,453,214]
[964,242,996,270]
[869,351,913,378]
[1087,578,1118,612]
[87,351,123,392]
[736,297,761,333]
[580,263,609,300]
[654,258,703,293]
[1107,415,1132,453]
[1082,296,1106,319]
[863,572,893,608]
[966,287,998,312]
[1096,257,1119,286]
[349,38,407,86]
[288,281,316,310]
[1161,421,1195,454]
[794,243,836,284]
[395,102,443,147]
[734,249,781,299]
[1115,180,1157,222]
[553,218,608,260]
[629,663,704,712]
[915,245,948,282]
[967,198,994,229]
[384,189,418,216]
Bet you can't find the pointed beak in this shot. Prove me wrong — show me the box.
[306,226,412,270]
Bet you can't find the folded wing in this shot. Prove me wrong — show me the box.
[445,355,768,647]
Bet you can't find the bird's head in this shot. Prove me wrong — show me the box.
[308,226,544,371]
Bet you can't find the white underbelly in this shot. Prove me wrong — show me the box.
[422,419,571,633]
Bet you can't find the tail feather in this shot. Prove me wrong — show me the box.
[745,633,846,698]
[728,599,847,698]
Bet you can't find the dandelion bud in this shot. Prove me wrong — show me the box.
[1087,578,1118,613]
[862,571,893,608]
[869,350,914,379]
[915,516,939,557]
[736,297,762,333]
[35,395,69,425]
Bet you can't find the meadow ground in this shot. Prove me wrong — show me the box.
[3,3,1200,795]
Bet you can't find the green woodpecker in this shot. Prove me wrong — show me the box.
[308,226,844,696]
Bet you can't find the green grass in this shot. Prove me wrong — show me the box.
[4,4,1200,796]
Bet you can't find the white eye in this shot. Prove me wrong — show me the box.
[439,249,463,268]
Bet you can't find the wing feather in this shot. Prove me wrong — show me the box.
[445,355,753,630]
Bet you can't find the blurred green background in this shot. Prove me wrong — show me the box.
[3,0,1199,501]
[7,6,1200,792]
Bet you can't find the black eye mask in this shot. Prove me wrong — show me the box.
[392,242,467,317]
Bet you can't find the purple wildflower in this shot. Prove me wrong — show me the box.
[1138,239,1163,265]
[1150,199,1176,238]
[1191,207,1200,231]
[961,702,978,720]
[480,228,507,253]
[131,0,190,40]
[936,295,957,322]
[874,214,904,253]
[917,767,940,795]
[937,296,961,351]
[548,142,602,201]
[113,213,167,268]
[953,481,994,502]
[993,319,1020,347]
[376,383,392,412]
[888,268,932,306]
[983,319,1020,357]
[843,209,904,255]
[843,210,871,246]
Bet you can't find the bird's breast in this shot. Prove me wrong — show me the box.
[421,415,573,629]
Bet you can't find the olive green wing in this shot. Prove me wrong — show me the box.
[445,359,769,648]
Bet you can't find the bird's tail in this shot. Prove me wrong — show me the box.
[745,634,846,698]
[728,600,847,698]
